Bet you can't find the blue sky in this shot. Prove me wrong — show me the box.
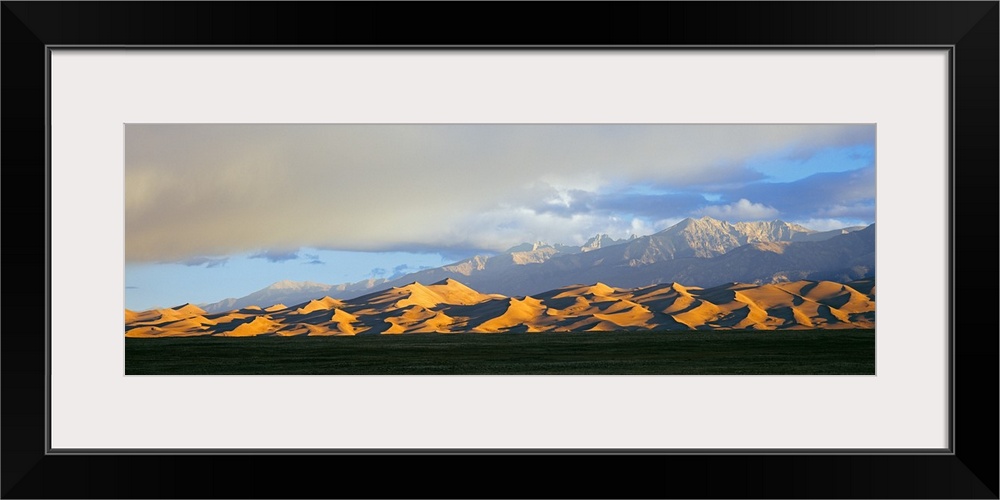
[125,124,875,310]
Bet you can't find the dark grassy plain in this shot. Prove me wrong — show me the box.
[125,329,875,375]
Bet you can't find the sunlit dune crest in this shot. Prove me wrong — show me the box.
[552,282,621,299]
[222,316,281,337]
[362,279,501,310]
[125,278,875,337]
[276,323,329,337]
[385,306,455,334]
[172,303,207,316]
[474,296,551,333]
[294,296,343,315]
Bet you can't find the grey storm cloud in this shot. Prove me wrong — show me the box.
[179,256,229,268]
[249,249,300,263]
[125,124,875,262]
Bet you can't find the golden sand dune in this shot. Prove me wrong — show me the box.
[294,296,343,315]
[544,295,593,316]
[219,316,281,337]
[566,318,625,332]
[474,296,551,332]
[670,300,723,329]
[425,278,505,304]
[276,323,333,337]
[202,312,253,325]
[126,278,875,336]
[125,316,213,338]
[552,282,622,299]
[594,304,654,328]
[172,303,207,316]
[361,279,501,311]
[384,306,455,334]
[125,304,217,337]
[127,308,178,325]
[125,325,195,338]
[273,323,315,336]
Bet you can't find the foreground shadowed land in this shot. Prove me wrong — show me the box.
[125,329,875,375]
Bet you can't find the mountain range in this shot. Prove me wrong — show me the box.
[126,277,875,337]
[200,217,873,313]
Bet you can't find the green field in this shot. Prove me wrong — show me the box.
[124,329,875,375]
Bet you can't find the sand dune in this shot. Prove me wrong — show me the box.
[294,296,343,315]
[552,282,621,299]
[126,278,876,336]
[358,279,500,311]
[172,303,207,316]
[593,303,654,328]
[384,306,455,334]
[276,323,333,337]
[474,296,551,332]
[219,316,281,337]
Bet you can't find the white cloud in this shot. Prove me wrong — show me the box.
[432,208,653,252]
[700,199,779,221]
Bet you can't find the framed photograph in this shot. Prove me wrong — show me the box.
[3,2,996,498]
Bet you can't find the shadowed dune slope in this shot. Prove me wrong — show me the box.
[126,278,875,337]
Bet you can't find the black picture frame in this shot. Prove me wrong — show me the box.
[2,2,996,498]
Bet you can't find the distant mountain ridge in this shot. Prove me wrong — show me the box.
[363,218,873,298]
[201,278,390,313]
[200,217,872,311]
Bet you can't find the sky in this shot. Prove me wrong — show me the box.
[125,124,875,310]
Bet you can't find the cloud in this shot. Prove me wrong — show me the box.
[717,166,875,222]
[389,266,411,279]
[700,199,780,221]
[302,253,325,265]
[588,191,710,220]
[370,267,387,278]
[179,257,229,268]
[125,286,139,289]
[384,264,435,279]
[125,124,875,262]
[428,208,651,252]
[249,250,299,263]
[778,126,875,161]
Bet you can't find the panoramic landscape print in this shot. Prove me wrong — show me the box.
[125,124,875,375]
